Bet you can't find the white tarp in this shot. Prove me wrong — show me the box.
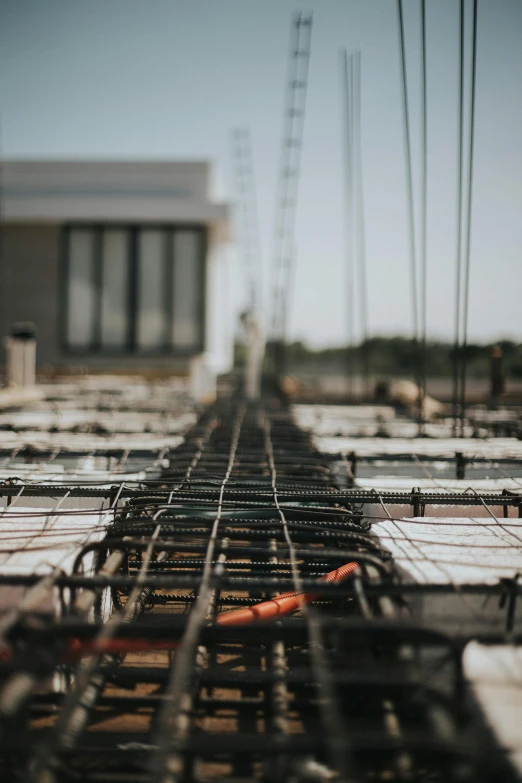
[372,515,522,585]
[0,506,112,612]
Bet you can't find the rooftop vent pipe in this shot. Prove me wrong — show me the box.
[5,322,36,388]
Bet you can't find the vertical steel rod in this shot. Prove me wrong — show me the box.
[397,0,419,352]
[397,0,421,419]
[453,0,465,435]
[353,51,370,399]
[459,0,478,436]
[341,49,355,400]
[419,0,428,434]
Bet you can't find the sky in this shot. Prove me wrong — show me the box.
[1,0,521,348]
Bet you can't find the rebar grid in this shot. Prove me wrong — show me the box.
[0,401,520,782]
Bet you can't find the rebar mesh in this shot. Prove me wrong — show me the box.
[0,396,521,781]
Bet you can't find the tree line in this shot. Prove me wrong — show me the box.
[235,337,522,378]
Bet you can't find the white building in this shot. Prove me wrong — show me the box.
[1,160,232,396]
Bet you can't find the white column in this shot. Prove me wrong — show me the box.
[6,324,36,388]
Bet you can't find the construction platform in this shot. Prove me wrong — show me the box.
[0,380,521,781]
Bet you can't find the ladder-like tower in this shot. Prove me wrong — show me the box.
[269,12,313,379]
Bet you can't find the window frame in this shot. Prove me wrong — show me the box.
[60,223,207,357]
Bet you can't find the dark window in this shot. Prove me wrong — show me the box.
[63,225,205,355]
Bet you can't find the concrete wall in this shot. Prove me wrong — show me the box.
[1,223,61,367]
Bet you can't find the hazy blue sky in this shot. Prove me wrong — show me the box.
[1,0,521,347]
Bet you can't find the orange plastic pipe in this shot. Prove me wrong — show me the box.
[0,562,359,663]
[63,637,177,661]
[217,561,359,626]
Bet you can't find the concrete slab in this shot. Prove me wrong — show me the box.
[464,643,522,776]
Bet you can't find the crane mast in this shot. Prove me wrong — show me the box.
[269,12,313,380]
[231,126,262,316]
